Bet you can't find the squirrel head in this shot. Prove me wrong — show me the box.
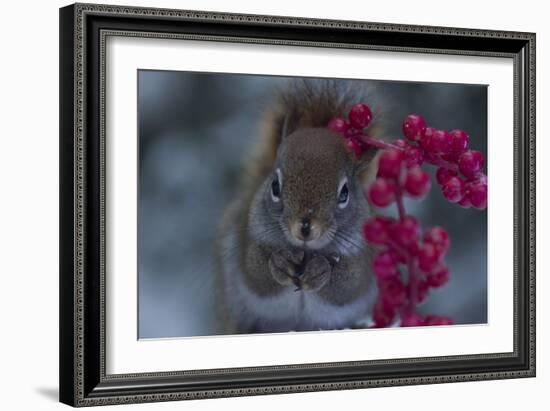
[260,127,377,254]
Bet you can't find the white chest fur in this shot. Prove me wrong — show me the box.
[220,229,374,332]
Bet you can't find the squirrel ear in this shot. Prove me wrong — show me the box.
[280,113,292,141]
[355,147,379,187]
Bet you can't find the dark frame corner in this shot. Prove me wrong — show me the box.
[60,2,535,407]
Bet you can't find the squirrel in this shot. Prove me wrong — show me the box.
[215,80,381,334]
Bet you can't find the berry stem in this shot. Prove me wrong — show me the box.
[423,153,459,171]
[359,134,402,151]
[360,133,460,172]
[394,184,418,320]
[332,105,485,327]
[395,185,407,221]
[405,261,419,316]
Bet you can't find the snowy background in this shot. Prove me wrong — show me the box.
[137,71,487,338]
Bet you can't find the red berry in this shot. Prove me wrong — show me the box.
[344,127,361,139]
[345,137,364,158]
[420,127,435,152]
[406,240,421,258]
[426,265,450,288]
[441,152,460,163]
[363,217,392,245]
[391,216,420,247]
[404,145,424,168]
[404,166,431,198]
[423,227,450,255]
[394,248,409,265]
[402,114,426,142]
[328,117,349,135]
[373,300,396,328]
[401,313,425,327]
[379,277,407,308]
[458,150,484,179]
[418,242,441,273]
[373,250,399,282]
[378,148,404,179]
[429,129,452,154]
[367,178,396,207]
[436,167,457,185]
[424,315,454,326]
[458,195,472,209]
[467,180,488,210]
[442,176,465,203]
[449,129,469,153]
[348,103,372,129]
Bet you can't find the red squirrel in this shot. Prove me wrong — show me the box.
[215,80,381,333]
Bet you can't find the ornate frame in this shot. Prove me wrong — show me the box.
[59,3,536,407]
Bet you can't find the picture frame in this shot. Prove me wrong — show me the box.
[59,2,536,407]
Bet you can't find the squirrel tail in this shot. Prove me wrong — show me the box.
[241,79,384,191]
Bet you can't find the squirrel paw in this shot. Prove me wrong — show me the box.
[268,249,305,287]
[300,253,332,291]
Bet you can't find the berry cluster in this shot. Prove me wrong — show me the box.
[328,104,373,158]
[328,103,488,327]
[403,115,488,209]
[329,110,488,210]
[364,218,453,327]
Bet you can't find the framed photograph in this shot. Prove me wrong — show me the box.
[59,3,536,407]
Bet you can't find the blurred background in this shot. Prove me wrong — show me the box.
[138,70,487,339]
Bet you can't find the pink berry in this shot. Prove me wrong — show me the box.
[429,129,452,154]
[418,242,441,273]
[378,148,404,179]
[391,216,420,247]
[401,313,425,327]
[436,167,457,186]
[379,277,407,308]
[424,315,454,326]
[367,178,396,207]
[458,150,484,179]
[328,117,349,134]
[345,137,364,158]
[442,176,465,203]
[467,180,488,210]
[404,166,431,198]
[404,145,424,168]
[402,114,426,142]
[423,227,450,255]
[426,266,450,288]
[348,103,372,129]
[373,300,396,328]
[363,217,392,245]
[449,129,469,153]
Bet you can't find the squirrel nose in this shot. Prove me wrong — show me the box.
[300,218,311,238]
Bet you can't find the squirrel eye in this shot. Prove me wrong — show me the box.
[271,169,282,202]
[338,182,349,208]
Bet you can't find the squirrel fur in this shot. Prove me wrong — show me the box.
[215,80,381,334]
